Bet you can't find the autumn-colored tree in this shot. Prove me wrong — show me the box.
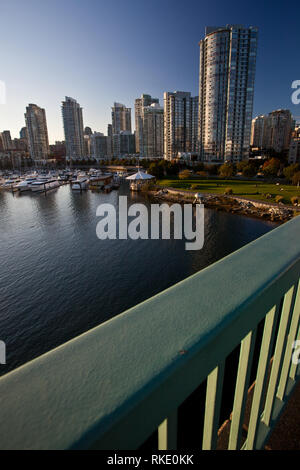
[262,158,281,177]
[218,163,235,178]
[179,169,191,179]
[148,162,164,179]
[283,164,300,181]
[292,172,300,186]
[242,165,257,177]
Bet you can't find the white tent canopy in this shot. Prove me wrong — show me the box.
[126,171,154,181]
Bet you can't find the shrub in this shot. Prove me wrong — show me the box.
[283,164,300,181]
[204,164,219,175]
[263,158,281,177]
[291,196,299,205]
[140,182,155,192]
[275,195,284,203]
[219,163,235,178]
[242,165,257,177]
[196,171,208,177]
[194,163,204,172]
[292,172,300,186]
[148,162,164,179]
[179,169,191,180]
[224,187,233,195]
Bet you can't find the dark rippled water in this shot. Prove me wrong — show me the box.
[0,183,277,376]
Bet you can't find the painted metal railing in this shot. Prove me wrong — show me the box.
[0,217,299,450]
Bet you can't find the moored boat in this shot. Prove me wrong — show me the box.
[15,175,38,191]
[30,176,59,192]
[71,173,89,190]
[2,177,21,190]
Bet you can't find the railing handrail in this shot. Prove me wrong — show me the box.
[0,217,299,449]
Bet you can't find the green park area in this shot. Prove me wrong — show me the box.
[156,177,300,205]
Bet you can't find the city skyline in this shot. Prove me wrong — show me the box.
[1,0,300,143]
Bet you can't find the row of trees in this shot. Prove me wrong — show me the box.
[0,156,33,170]
[206,159,300,184]
[175,159,300,186]
[142,158,300,185]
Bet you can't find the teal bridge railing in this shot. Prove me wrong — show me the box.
[0,216,299,450]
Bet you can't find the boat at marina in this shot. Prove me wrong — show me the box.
[15,175,38,191]
[71,173,89,190]
[30,176,60,192]
[1,168,122,194]
[88,170,103,182]
[112,173,121,189]
[89,173,113,191]
[1,176,21,190]
[116,170,128,179]
[58,172,69,182]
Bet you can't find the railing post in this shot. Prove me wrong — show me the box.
[289,323,300,381]
[228,329,257,450]
[158,410,178,450]
[202,363,225,450]
[245,306,279,449]
[277,282,300,400]
[262,286,295,426]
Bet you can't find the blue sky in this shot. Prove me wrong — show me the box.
[1,0,300,142]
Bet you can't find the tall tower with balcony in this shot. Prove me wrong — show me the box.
[198,25,258,162]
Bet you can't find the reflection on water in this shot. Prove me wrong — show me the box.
[0,184,277,375]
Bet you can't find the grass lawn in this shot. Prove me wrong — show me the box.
[157,177,300,205]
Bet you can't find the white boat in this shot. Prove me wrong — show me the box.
[112,173,120,189]
[46,177,60,190]
[58,172,69,182]
[89,170,103,182]
[71,173,89,190]
[116,170,128,179]
[30,176,59,192]
[15,175,38,191]
[2,177,21,189]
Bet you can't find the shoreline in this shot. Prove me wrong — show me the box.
[148,187,300,223]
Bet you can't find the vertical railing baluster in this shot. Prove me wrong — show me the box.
[158,409,178,450]
[202,362,225,450]
[262,285,295,426]
[289,323,300,381]
[228,329,257,450]
[245,306,279,450]
[277,282,300,400]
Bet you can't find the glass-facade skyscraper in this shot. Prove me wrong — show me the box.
[61,97,85,160]
[25,104,49,161]
[198,25,258,162]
